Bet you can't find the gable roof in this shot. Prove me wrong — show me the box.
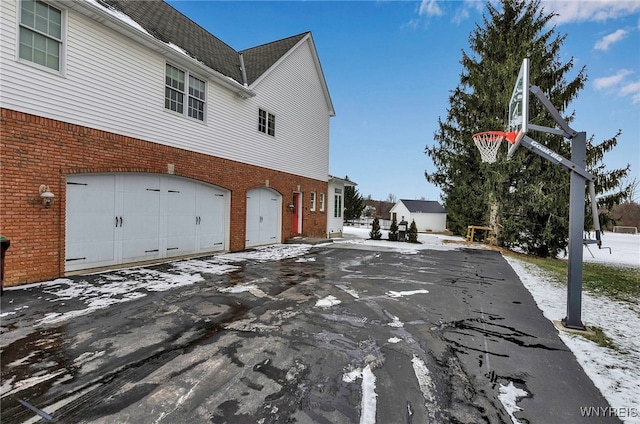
[101,0,244,84]
[399,200,446,214]
[240,33,309,85]
[97,0,332,113]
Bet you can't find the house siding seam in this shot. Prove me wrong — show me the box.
[0,109,329,286]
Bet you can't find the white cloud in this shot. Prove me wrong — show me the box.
[542,0,640,24]
[593,69,632,90]
[619,81,640,104]
[594,28,629,50]
[452,0,484,25]
[594,70,640,103]
[451,7,470,24]
[418,0,443,17]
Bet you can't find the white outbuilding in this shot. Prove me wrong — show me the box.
[389,200,447,232]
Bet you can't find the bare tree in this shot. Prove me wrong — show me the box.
[628,177,639,203]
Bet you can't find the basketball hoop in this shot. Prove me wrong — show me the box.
[472,131,517,163]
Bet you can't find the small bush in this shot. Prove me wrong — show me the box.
[370,218,382,240]
[408,220,419,243]
[388,216,398,241]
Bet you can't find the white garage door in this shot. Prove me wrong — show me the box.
[66,174,228,272]
[245,188,281,248]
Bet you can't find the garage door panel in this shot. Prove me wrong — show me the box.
[165,179,197,257]
[245,192,260,247]
[198,188,226,251]
[66,175,117,270]
[261,194,279,243]
[121,175,161,261]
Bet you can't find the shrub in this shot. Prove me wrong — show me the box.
[408,220,419,243]
[370,218,382,240]
[388,216,398,241]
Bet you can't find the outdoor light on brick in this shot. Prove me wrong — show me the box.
[39,185,55,208]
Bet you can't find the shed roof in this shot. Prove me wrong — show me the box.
[399,200,446,214]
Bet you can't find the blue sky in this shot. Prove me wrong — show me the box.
[168,0,640,202]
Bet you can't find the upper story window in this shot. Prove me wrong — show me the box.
[165,63,206,121]
[258,109,275,136]
[19,0,62,71]
[310,191,316,212]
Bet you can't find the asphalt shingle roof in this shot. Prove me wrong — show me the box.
[400,200,446,214]
[101,0,306,86]
[240,33,309,85]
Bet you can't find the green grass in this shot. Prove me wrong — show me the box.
[515,255,640,303]
[581,326,618,351]
[501,252,639,351]
[514,254,638,350]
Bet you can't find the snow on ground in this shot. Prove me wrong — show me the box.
[1,245,314,326]
[339,227,640,422]
[498,381,530,424]
[506,256,640,423]
[3,227,638,422]
[573,231,640,268]
[337,226,478,252]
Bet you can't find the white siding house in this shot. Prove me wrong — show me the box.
[0,0,332,182]
[389,200,447,232]
[0,0,335,285]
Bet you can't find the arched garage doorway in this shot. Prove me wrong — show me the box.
[65,173,229,272]
[245,188,281,248]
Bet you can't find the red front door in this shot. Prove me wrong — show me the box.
[292,193,300,234]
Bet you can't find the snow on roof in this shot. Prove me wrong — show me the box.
[85,0,149,35]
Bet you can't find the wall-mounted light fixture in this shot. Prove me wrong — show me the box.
[39,185,55,208]
[288,203,295,213]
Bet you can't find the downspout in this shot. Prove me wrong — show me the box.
[239,53,248,87]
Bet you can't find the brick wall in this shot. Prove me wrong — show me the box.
[0,109,328,286]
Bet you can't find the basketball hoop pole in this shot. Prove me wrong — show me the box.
[565,131,588,330]
[499,58,607,330]
[514,90,598,330]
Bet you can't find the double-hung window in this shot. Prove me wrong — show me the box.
[258,109,275,136]
[310,192,316,212]
[165,63,206,121]
[319,193,325,212]
[19,0,63,72]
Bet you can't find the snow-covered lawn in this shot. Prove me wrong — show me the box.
[339,226,640,423]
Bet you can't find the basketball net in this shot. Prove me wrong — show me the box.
[472,131,512,163]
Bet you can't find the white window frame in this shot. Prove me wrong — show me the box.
[165,62,206,122]
[18,0,65,74]
[310,191,316,212]
[334,188,343,218]
[319,192,325,212]
[258,108,275,136]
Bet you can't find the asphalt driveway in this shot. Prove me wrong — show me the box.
[1,243,619,423]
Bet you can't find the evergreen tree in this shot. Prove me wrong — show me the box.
[344,183,365,221]
[369,218,382,240]
[408,220,419,243]
[425,0,630,257]
[388,215,399,241]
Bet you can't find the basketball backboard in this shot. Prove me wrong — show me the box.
[507,58,529,158]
